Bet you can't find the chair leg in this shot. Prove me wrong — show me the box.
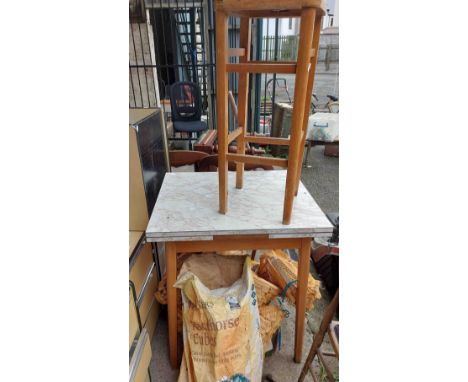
[215,10,228,213]
[298,289,339,382]
[235,16,251,189]
[283,8,316,225]
[317,350,336,382]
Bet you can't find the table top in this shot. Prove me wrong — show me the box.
[146,171,333,242]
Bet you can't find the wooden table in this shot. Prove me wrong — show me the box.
[146,170,333,368]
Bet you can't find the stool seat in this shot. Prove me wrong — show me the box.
[216,0,326,15]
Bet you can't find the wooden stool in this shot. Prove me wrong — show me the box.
[215,0,326,224]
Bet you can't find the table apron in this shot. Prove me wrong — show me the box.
[171,236,306,252]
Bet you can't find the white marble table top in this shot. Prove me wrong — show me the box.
[145,170,334,242]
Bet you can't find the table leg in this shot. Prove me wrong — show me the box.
[295,237,311,362]
[165,242,178,369]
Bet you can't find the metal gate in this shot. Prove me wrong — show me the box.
[129,0,217,130]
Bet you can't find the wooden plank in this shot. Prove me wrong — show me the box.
[213,234,269,241]
[228,48,245,57]
[244,135,291,146]
[216,10,229,214]
[174,237,301,253]
[169,150,209,167]
[137,264,159,325]
[227,127,243,144]
[283,8,316,225]
[129,290,139,350]
[129,242,153,297]
[236,16,251,189]
[228,91,238,119]
[223,9,303,18]
[143,298,161,340]
[129,230,144,258]
[193,130,217,154]
[226,62,296,74]
[226,153,288,168]
[129,329,152,382]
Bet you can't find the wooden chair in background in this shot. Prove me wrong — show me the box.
[298,289,339,382]
[168,150,209,171]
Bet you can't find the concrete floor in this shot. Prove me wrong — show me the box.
[150,146,339,381]
[300,146,339,215]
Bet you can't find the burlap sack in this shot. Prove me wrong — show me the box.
[175,254,263,382]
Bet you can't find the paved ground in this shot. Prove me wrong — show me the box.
[151,146,339,381]
[300,145,339,215]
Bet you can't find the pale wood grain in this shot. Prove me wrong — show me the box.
[295,14,323,195]
[129,290,139,350]
[226,153,288,168]
[226,62,296,74]
[236,16,251,189]
[227,126,243,144]
[216,0,326,15]
[129,329,152,382]
[129,231,144,258]
[216,10,229,213]
[283,8,316,224]
[244,135,291,146]
[137,266,159,326]
[130,242,153,297]
[143,298,160,340]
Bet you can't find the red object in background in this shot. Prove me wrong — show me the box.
[324,145,339,157]
[311,244,339,264]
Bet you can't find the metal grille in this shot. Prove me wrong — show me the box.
[129,0,216,130]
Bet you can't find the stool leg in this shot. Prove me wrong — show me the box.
[216,10,228,213]
[236,16,251,189]
[166,242,178,369]
[283,8,316,224]
[295,14,322,196]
